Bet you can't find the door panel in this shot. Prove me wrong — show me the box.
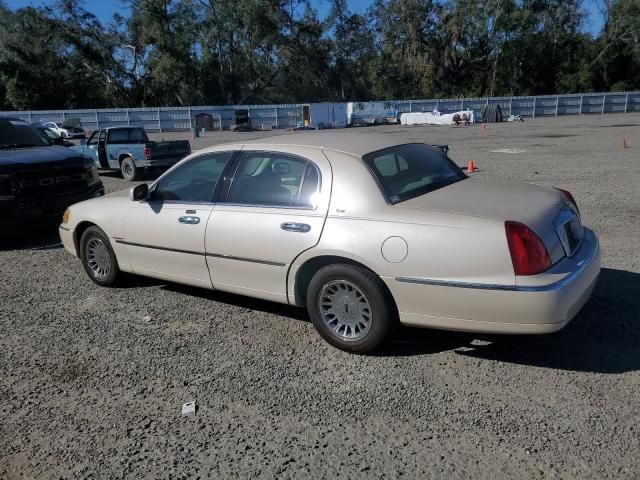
[85,132,102,168]
[122,151,234,288]
[206,206,326,301]
[123,203,213,288]
[205,147,331,303]
[97,130,108,168]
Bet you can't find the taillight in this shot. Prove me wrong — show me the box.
[143,147,151,159]
[505,221,552,276]
[556,188,579,216]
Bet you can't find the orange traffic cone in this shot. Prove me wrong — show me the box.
[621,138,629,148]
[467,160,476,173]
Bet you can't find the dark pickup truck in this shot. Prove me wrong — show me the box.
[0,118,104,229]
[72,127,191,181]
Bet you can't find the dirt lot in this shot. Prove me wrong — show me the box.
[1,113,639,479]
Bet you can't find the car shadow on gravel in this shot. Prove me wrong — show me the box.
[453,268,640,374]
[165,282,478,354]
[162,283,308,321]
[380,328,476,356]
[121,268,640,371]
[0,227,62,251]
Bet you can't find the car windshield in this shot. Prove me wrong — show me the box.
[363,143,466,204]
[39,128,59,140]
[0,119,51,149]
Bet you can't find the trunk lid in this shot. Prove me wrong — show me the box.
[397,178,577,263]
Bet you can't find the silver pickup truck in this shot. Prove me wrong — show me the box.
[72,127,191,181]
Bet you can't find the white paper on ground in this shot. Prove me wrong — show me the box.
[181,401,197,416]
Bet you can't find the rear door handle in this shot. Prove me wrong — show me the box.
[281,222,311,233]
[179,216,200,225]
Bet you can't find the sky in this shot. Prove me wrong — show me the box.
[4,0,606,36]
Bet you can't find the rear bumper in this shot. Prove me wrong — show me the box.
[387,228,601,334]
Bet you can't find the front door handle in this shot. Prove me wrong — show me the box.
[281,222,311,233]
[179,216,200,225]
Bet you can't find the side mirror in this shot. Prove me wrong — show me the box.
[80,138,87,145]
[130,183,149,201]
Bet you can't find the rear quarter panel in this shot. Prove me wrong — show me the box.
[106,144,143,168]
[289,150,515,307]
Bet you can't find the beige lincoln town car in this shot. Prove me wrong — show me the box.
[59,133,600,353]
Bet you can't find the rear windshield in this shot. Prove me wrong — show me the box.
[0,119,51,148]
[363,143,466,203]
[107,128,149,144]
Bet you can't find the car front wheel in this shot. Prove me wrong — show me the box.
[80,226,121,287]
[306,264,396,353]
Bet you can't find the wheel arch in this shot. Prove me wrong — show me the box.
[292,255,399,315]
[118,153,134,164]
[73,220,98,256]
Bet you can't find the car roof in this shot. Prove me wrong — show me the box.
[239,131,410,157]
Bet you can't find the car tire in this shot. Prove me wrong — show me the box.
[120,156,138,181]
[79,226,121,287]
[306,264,397,353]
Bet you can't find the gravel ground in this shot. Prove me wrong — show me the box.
[1,113,639,479]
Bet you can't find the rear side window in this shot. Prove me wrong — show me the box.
[107,128,149,144]
[364,143,465,203]
[226,152,320,208]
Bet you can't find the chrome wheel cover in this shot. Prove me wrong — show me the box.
[85,237,111,280]
[122,160,133,178]
[318,280,373,341]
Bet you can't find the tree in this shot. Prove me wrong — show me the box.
[1,0,640,110]
[127,0,201,106]
[592,0,640,91]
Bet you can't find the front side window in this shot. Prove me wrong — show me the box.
[363,143,466,204]
[152,152,232,202]
[226,152,320,208]
[87,131,98,147]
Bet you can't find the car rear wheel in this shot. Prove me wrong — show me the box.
[80,226,121,287]
[121,156,138,181]
[306,264,396,353]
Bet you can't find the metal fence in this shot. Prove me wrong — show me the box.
[2,91,639,132]
[1,104,305,132]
